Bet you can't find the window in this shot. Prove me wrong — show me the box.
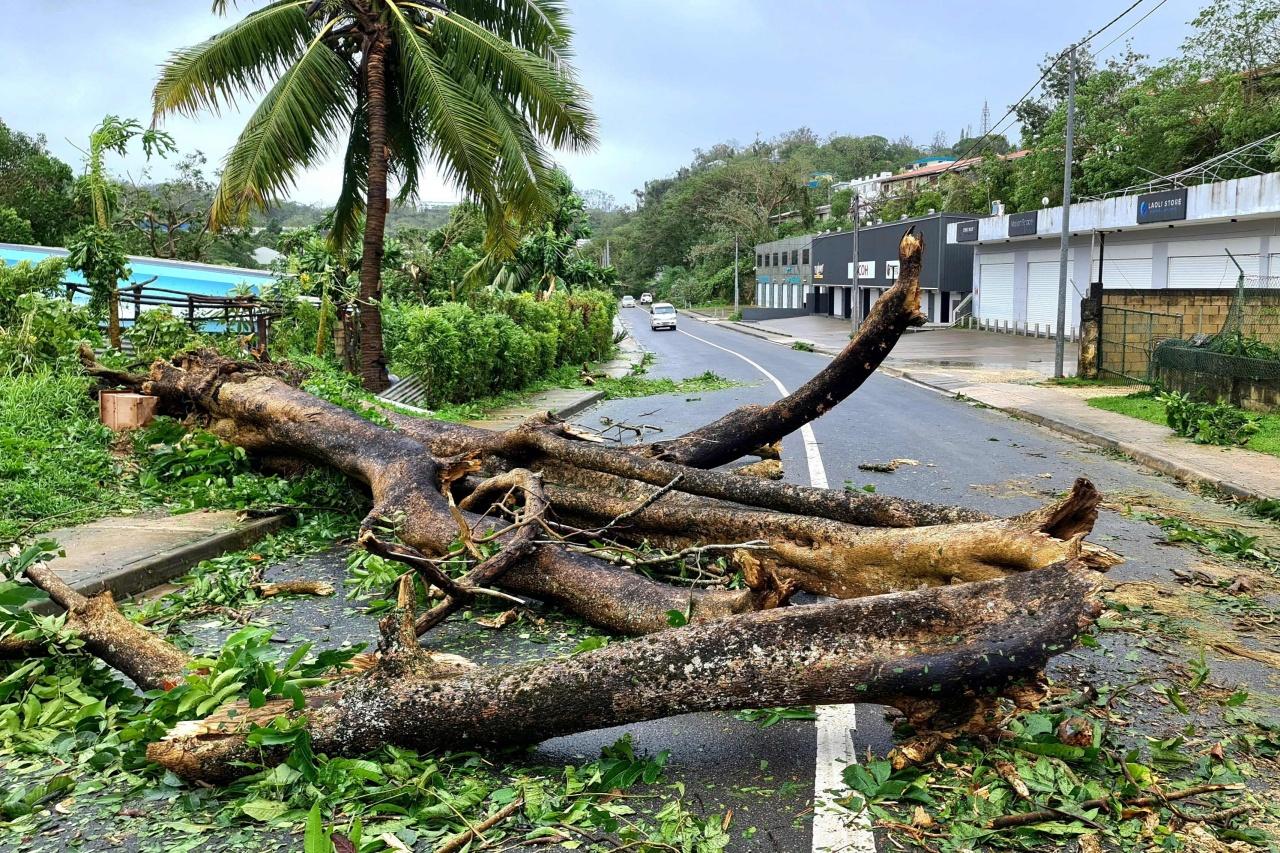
[791,250,798,265]
[802,248,810,265]
[756,253,762,267]
[773,252,779,266]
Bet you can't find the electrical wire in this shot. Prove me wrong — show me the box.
[934,0,1154,177]
[1091,0,1171,58]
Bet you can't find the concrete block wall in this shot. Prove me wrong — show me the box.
[1101,289,1280,343]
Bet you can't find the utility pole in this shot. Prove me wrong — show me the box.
[733,234,740,317]
[1054,46,1077,378]
[850,191,860,332]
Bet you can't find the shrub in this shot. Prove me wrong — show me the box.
[126,308,200,364]
[1159,390,1259,446]
[0,293,101,376]
[0,369,125,539]
[385,291,616,407]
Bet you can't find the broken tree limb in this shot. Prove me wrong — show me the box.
[22,559,191,691]
[542,477,1118,597]
[636,229,928,468]
[116,352,783,635]
[147,562,1104,783]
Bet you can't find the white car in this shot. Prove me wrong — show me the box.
[621,295,636,308]
[650,302,678,331]
[639,292,653,305]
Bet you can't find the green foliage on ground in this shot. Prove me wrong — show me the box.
[595,370,738,400]
[0,526,733,852]
[1161,391,1260,446]
[1088,391,1280,457]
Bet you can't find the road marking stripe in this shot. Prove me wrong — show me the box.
[676,324,874,852]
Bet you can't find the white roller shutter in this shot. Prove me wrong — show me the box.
[1168,254,1259,288]
[978,263,1014,324]
[1026,262,1060,330]
[1098,258,1153,289]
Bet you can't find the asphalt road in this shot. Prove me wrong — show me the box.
[572,305,1275,853]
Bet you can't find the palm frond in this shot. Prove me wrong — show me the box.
[385,5,501,209]
[153,1,314,118]
[210,22,353,227]
[429,11,596,151]
[421,0,572,62]
[329,99,369,254]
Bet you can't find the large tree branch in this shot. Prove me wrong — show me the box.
[146,562,1105,783]
[638,229,928,468]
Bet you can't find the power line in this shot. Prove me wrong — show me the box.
[934,0,1152,177]
[1092,0,1171,58]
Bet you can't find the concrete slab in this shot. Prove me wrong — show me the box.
[36,510,288,607]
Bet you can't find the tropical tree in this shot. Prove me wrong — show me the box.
[73,116,175,347]
[153,0,597,391]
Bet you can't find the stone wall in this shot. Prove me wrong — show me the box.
[1100,289,1280,342]
[1081,288,1280,381]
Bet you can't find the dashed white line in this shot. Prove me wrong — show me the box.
[675,323,874,853]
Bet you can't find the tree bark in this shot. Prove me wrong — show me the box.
[356,27,391,392]
[41,228,1122,789]
[146,563,1104,783]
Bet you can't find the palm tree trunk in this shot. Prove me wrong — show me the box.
[356,30,392,392]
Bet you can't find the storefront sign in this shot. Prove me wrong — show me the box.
[1008,210,1038,237]
[885,260,900,280]
[1136,188,1188,224]
[956,219,979,242]
[813,264,824,281]
[848,261,875,279]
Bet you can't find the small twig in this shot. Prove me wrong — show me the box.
[987,783,1243,830]
[434,797,524,853]
[575,475,684,539]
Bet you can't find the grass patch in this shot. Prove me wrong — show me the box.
[595,371,739,399]
[428,363,585,422]
[1088,392,1280,458]
[0,369,132,540]
[1042,375,1140,388]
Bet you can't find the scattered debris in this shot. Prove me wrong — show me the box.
[857,458,921,473]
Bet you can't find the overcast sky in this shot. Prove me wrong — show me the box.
[1,0,1203,209]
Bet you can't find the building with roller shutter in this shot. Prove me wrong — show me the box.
[947,171,1280,337]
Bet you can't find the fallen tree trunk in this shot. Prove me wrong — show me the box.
[147,563,1104,783]
[10,230,1120,791]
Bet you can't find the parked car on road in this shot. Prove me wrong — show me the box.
[621,295,635,308]
[639,292,653,305]
[649,302,677,331]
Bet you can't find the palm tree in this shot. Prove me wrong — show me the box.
[153,0,596,390]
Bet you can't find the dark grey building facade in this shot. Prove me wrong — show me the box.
[809,213,976,325]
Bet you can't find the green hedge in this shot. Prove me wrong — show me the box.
[385,291,616,406]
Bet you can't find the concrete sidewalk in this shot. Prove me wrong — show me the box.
[35,510,288,608]
[687,310,1280,502]
[913,375,1280,502]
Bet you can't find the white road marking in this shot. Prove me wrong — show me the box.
[675,323,874,852]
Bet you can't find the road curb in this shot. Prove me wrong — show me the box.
[689,316,1275,502]
[35,513,291,611]
[880,367,1276,503]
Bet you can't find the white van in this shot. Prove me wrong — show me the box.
[649,302,677,331]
